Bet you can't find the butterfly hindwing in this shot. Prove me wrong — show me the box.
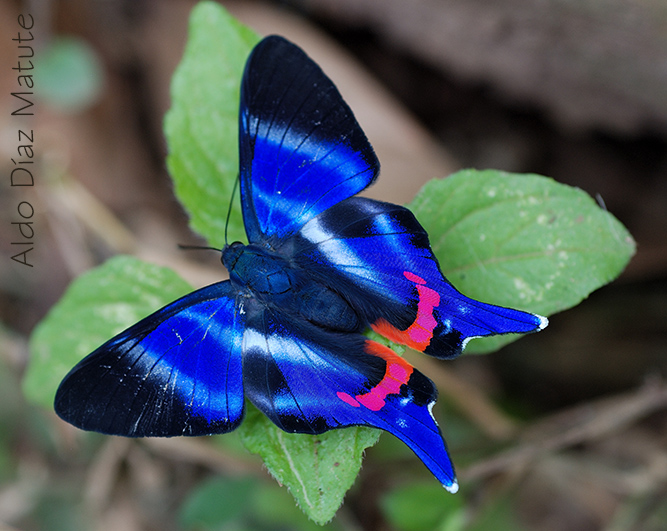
[242,309,457,491]
[54,282,245,437]
[239,35,379,242]
[291,196,547,359]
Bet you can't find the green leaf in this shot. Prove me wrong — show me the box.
[238,405,381,525]
[23,256,192,408]
[179,476,257,529]
[164,2,260,247]
[381,482,465,531]
[409,169,635,353]
[252,483,340,531]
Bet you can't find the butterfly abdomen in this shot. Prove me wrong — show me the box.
[294,283,360,332]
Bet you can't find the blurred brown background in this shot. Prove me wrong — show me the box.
[1,1,666,530]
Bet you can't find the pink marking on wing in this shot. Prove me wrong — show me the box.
[337,391,360,407]
[341,341,414,412]
[356,393,385,411]
[407,284,440,345]
[404,271,426,284]
[388,362,409,381]
[370,270,441,352]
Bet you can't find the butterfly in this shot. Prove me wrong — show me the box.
[55,35,547,493]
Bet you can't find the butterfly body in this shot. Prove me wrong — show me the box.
[225,240,361,332]
[55,35,547,492]
[224,242,295,297]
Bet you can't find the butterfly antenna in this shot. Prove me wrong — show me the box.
[178,243,221,252]
[224,175,241,246]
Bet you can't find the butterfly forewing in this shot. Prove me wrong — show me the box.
[239,36,379,242]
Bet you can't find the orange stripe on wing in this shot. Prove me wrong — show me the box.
[370,271,440,352]
[336,340,414,411]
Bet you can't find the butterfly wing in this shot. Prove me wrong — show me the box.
[54,282,245,437]
[239,35,379,242]
[290,196,547,359]
[242,309,458,491]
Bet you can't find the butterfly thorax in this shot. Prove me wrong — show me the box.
[222,241,360,332]
[223,242,294,296]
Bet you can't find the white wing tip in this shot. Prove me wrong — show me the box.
[536,314,549,331]
[444,480,459,494]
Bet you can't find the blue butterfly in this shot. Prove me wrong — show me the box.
[55,35,547,493]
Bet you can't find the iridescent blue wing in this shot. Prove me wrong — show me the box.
[54,282,245,437]
[242,310,458,492]
[239,35,379,242]
[290,197,547,359]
